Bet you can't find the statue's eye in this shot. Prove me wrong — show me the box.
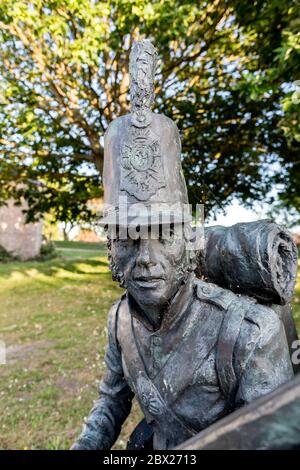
[114,237,140,249]
[159,225,175,244]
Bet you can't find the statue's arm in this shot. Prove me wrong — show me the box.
[71,301,134,450]
[235,306,294,407]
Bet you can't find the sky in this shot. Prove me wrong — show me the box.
[207,199,264,227]
[208,199,300,233]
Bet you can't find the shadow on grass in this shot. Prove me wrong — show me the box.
[0,257,110,281]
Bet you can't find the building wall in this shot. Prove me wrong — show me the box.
[0,200,43,260]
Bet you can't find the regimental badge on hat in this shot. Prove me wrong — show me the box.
[120,126,166,201]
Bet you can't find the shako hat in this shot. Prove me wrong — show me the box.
[100,40,191,228]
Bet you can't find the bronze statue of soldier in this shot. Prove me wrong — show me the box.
[71,40,295,450]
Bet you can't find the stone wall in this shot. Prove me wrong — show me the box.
[0,200,43,260]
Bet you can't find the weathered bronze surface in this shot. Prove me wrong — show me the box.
[176,374,300,450]
[71,40,297,451]
[199,220,298,305]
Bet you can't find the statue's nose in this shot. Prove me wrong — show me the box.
[136,239,153,267]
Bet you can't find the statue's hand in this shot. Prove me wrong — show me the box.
[70,437,96,450]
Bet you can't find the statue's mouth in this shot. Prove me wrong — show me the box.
[133,275,165,287]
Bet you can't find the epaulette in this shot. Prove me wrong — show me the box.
[196,279,246,311]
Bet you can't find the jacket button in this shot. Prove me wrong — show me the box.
[201,285,211,295]
[152,336,161,346]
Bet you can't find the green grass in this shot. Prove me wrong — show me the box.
[0,241,299,450]
[53,240,107,260]
[54,240,104,249]
[0,242,142,450]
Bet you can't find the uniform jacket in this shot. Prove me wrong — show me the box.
[73,275,294,450]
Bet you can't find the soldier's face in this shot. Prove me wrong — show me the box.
[108,225,190,310]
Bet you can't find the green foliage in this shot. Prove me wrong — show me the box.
[43,212,60,241]
[0,245,18,263]
[38,241,58,261]
[0,0,299,221]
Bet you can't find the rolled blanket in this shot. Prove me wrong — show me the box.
[196,219,298,305]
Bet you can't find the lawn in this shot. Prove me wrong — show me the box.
[0,241,142,450]
[0,241,299,450]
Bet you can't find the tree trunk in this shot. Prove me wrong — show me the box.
[93,152,104,175]
[63,228,69,241]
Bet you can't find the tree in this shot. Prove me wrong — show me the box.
[232,1,300,222]
[0,0,299,223]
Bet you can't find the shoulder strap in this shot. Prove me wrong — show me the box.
[216,298,250,411]
[108,294,126,350]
